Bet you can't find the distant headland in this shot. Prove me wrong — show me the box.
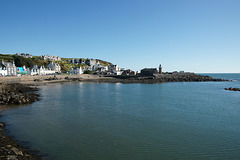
[0,53,231,81]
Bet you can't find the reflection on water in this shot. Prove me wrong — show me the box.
[1,75,240,160]
[0,104,31,112]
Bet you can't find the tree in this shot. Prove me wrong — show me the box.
[13,55,34,67]
[83,70,92,74]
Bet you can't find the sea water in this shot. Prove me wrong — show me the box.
[1,74,240,159]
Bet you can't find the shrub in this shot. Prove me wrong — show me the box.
[83,70,92,74]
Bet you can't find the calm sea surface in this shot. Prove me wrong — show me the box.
[1,74,240,160]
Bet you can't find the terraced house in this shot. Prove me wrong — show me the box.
[47,62,61,73]
[0,60,17,76]
[40,55,61,61]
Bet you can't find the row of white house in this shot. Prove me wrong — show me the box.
[0,60,61,76]
[68,64,122,75]
[69,67,83,75]
[88,61,122,75]
[40,55,61,61]
[0,60,17,76]
[28,62,61,75]
[67,57,123,75]
[0,59,124,76]
[30,65,55,76]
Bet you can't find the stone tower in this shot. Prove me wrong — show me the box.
[159,64,162,74]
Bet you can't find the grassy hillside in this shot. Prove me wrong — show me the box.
[96,59,112,66]
[0,54,14,62]
[0,54,112,72]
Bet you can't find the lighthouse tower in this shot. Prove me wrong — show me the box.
[159,64,162,74]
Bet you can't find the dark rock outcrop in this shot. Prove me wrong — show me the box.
[62,73,229,83]
[65,76,82,81]
[44,77,59,81]
[0,83,40,105]
[225,87,240,91]
[81,73,229,83]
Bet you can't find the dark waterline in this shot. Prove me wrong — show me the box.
[1,74,240,159]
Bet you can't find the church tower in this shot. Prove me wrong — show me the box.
[159,64,162,74]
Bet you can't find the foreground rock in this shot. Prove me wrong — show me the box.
[0,84,41,159]
[0,83,40,105]
[0,120,40,160]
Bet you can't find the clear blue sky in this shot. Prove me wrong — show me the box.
[0,0,239,73]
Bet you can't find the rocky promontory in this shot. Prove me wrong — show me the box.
[66,73,229,83]
[0,73,230,85]
[0,83,40,105]
[225,87,240,91]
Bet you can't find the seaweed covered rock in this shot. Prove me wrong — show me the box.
[0,120,40,159]
[225,87,240,91]
[0,83,40,105]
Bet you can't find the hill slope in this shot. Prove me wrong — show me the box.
[0,54,113,72]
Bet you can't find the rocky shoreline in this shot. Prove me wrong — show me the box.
[0,73,230,85]
[65,73,230,83]
[0,119,40,160]
[0,83,40,105]
[0,83,41,159]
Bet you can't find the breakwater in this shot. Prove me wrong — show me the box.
[101,73,228,83]
[66,73,229,83]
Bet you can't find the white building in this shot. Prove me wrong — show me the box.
[30,65,55,76]
[41,55,61,61]
[47,62,61,73]
[83,66,93,72]
[0,60,17,76]
[72,59,76,64]
[114,71,122,75]
[108,65,120,72]
[92,61,102,71]
[71,59,83,64]
[85,58,97,66]
[16,53,32,58]
[30,65,41,76]
[99,66,108,72]
[93,64,108,72]
[0,67,7,76]
[69,67,83,75]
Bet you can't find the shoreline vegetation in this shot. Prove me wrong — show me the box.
[0,73,230,159]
